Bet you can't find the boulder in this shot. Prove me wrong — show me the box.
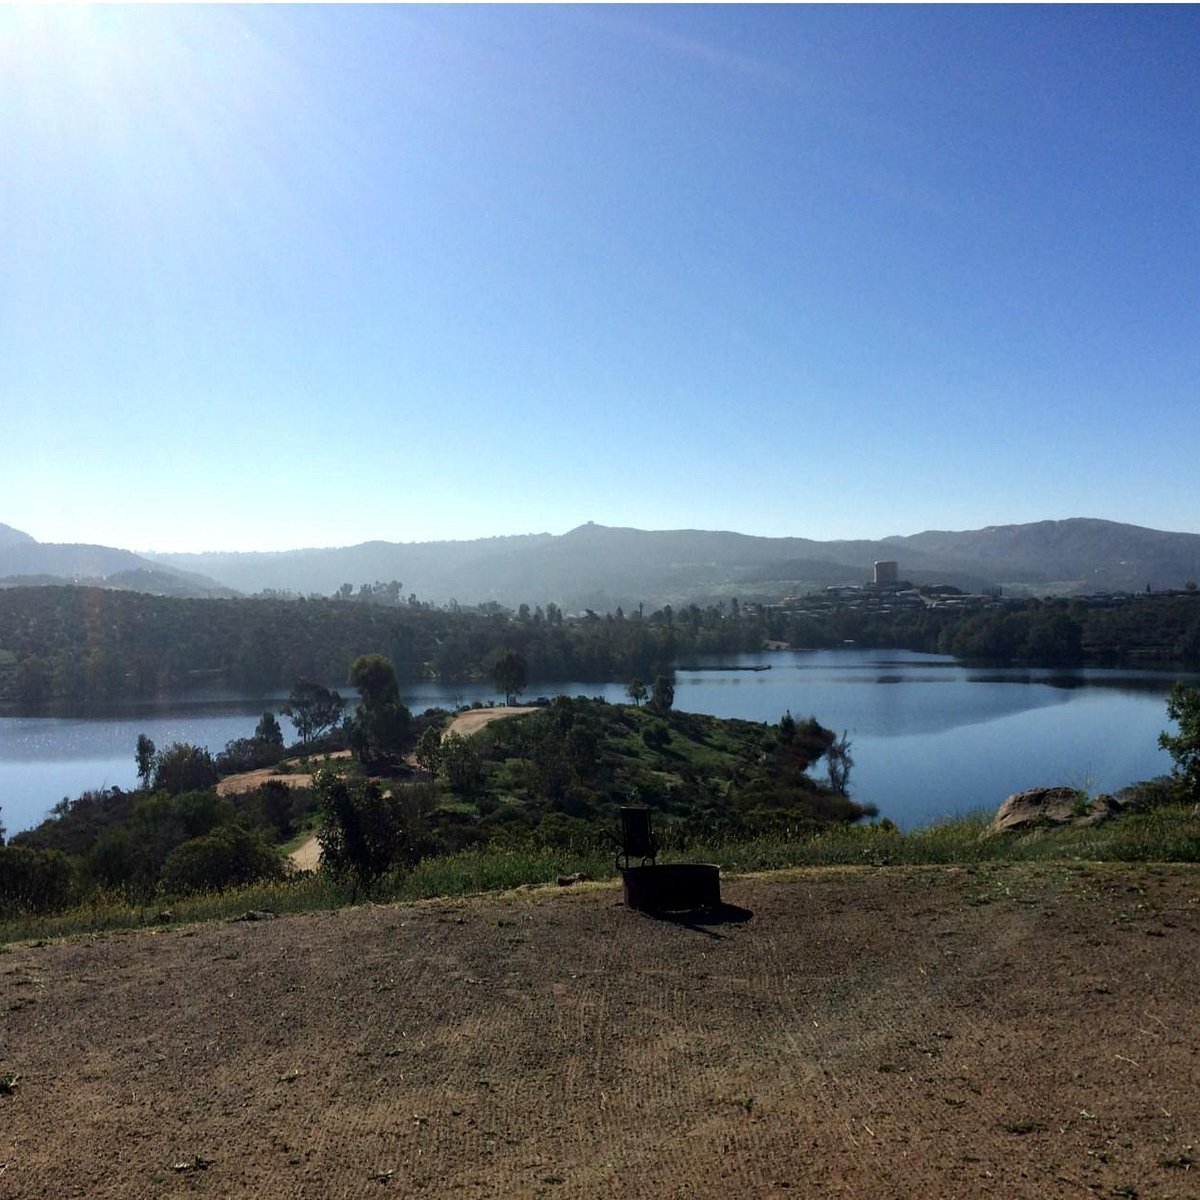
[992,786,1120,833]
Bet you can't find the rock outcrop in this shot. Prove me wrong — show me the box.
[992,786,1120,832]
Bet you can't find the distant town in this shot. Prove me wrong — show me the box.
[754,559,1198,627]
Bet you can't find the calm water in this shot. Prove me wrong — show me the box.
[1,650,1195,834]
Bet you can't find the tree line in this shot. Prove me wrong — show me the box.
[759,593,1200,667]
[0,587,752,706]
[0,585,1198,709]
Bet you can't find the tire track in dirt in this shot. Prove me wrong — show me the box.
[727,870,1050,1194]
[4,867,1200,1199]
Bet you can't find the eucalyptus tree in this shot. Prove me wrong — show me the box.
[347,654,411,766]
[135,734,156,790]
[490,649,527,706]
[281,680,345,745]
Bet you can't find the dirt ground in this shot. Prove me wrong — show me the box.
[443,706,536,740]
[216,751,352,799]
[3,862,1199,1199]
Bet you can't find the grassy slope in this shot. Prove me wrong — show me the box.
[466,698,857,832]
[4,802,1197,945]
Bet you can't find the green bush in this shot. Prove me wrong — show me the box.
[0,845,79,916]
[152,743,218,795]
[315,768,420,895]
[215,737,283,775]
[1160,682,1200,802]
[160,825,286,896]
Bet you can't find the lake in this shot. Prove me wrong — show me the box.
[1,649,1196,835]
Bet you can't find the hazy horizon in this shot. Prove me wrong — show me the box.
[5,7,1199,553]
[5,512,1200,562]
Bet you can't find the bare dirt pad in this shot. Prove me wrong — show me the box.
[445,706,536,739]
[217,751,352,798]
[2,864,1199,1199]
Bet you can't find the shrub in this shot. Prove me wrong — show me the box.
[152,743,218,795]
[215,737,283,776]
[642,722,671,750]
[314,769,419,896]
[0,845,78,916]
[160,826,286,896]
[1115,776,1176,812]
[254,779,295,839]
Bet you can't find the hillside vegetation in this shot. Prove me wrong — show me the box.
[4,675,1200,945]
[1,583,1199,709]
[0,691,875,929]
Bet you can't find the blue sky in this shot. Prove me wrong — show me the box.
[3,5,1198,553]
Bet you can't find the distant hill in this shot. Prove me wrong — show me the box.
[144,518,1200,609]
[0,523,37,548]
[6,518,1198,608]
[147,533,557,601]
[883,519,1200,594]
[0,529,235,598]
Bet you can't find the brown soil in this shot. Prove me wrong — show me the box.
[444,706,536,739]
[216,751,352,798]
[3,863,1199,1198]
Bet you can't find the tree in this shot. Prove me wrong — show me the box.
[490,649,527,706]
[281,680,345,745]
[649,674,675,715]
[13,655,51,706]
[255,711,284,748]
[215,735,282,775]
[825,730,854,794]
[314,768,414,897]
[349,653,400,708]
[439,731,486,796]
[626,678,647,707]
[152,743,218,796]
[159,826,284,897]
[415,726,444,777]
[346,654,411,766]
[1022,610,1083,665]
[778,711,797,744]
[135,734,156,790]
[255,779,294,839]
[1159,682,1200,801]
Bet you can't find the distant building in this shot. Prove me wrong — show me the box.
[873,560,899,586]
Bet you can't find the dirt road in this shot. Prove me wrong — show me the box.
[2,862,1198,1198]
[443,705,536,738]
[216,751,351,798]
[283,708,534,871]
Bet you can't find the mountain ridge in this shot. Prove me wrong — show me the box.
[5,518,1199,609]
[0,528,236,598]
